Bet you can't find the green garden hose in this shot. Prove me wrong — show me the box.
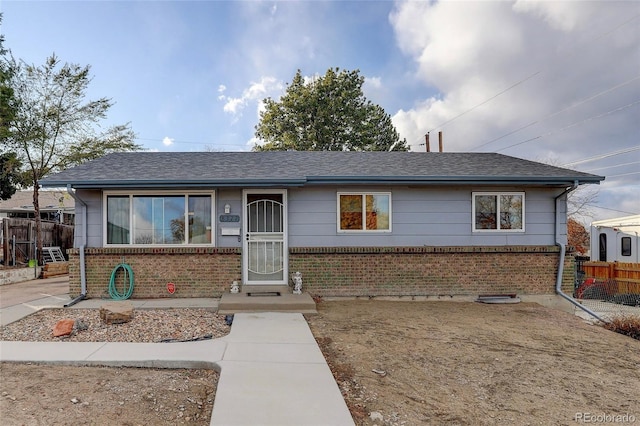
[108,263,134,300]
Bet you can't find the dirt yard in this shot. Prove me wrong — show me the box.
[1,300,639,425]
[0,364,217,425]
[306,301,640,425]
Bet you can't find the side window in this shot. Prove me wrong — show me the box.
[621,237,631,257]
[599,233,607,261]
[473,192,524,232]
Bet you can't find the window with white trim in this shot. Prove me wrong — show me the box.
[105,192,215,245]
[473,192,524,232]
[338,192,391,232]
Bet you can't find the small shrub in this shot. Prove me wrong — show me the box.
[603,315,640,341]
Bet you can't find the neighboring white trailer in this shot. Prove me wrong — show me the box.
[590,215,640,263]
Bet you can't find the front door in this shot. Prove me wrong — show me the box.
[243,190,288,285]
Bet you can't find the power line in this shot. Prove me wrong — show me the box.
[425,72,541,134]
[425,13,640,134]
[419,12,639,142]
[606,171,640,178]
[469,75,640,152]
[584,161,640,172]
[497,100,640,153]
[591,205,639,215]
[136,137,248,147]
[562,145,640,167]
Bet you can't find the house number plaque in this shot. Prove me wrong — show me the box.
[219,214,240,223]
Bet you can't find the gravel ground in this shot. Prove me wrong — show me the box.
[0,308,230,342]
[1,308,230,425]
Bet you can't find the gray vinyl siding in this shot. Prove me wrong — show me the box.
[288,186,564,247]
[75,189,103,248]
[77,185,566,249]
[216,189,243,248]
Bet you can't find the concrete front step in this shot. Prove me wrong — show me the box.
[240,285,291,294]
[218,292,317,314]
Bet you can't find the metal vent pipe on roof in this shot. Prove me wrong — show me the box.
[439,131,443,152]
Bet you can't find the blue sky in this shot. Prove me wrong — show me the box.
[1,1,638,223]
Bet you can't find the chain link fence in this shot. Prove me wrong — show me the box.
[574,257,640,320]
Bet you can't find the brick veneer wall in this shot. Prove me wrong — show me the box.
[67,245,573,299]
[67,247,241,299]
[289,246,574,297]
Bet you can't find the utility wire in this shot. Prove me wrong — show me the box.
[425,72,541,134]
[420,12,639,141]
[562,145,640,167]
[606,171,640,178]
[469,75,640,152]
[136,137,247,147]
[584,161,640,172]
[591,205,639,215]
[497,100,640,153]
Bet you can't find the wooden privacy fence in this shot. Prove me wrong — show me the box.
[581,261,640,294]
[1,218,74,265]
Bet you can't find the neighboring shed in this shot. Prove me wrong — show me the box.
[0,190,75,224]
[41,151,604,299]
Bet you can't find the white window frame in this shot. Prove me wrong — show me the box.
[472,192,525,233]
[337,192,392,233]
[103,190,216,246]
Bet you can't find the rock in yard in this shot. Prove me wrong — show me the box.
[52,319,75,337]
[74,318,89,331]
[369,411,384,422]
[100,301,134,324]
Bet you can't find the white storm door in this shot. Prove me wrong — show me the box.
[243,190,287,285]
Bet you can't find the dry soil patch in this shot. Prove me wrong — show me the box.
[306,300,640,425]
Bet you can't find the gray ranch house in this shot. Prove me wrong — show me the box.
[41,151,603,300]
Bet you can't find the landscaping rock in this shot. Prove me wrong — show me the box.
[99,301,134,324]
[52,319,75,337]
[369,411,384,422]
[74,318,89,331]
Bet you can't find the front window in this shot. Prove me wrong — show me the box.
[105,192,214,245]
[338,193,391,232]
[473,192,524,232]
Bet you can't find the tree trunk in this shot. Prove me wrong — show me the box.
[32,184,43,266]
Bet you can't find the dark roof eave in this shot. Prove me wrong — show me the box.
[41,178,309,189]
[42,175,604,189]
[305,175,605,185]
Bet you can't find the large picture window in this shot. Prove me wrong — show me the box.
[473,192,524,232]
[105,192,214,245]
[338,192,391,232]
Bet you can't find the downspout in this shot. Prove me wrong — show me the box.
[64,184,87,307]
[554,181,605,322]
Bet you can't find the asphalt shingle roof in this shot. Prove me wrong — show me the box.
[41,151,604,188]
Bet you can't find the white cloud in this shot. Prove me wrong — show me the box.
[162,136,174,146]
[365,76,382,89]
[222,98,245,115]
[218,84,226,93]
[389,0,639,220]
[513,0,596,32]
[220,77,283,117]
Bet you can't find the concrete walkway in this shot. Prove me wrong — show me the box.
[0,282,355,425]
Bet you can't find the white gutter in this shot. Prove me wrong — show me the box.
[64,185,87,307]
[554,181,606,322]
